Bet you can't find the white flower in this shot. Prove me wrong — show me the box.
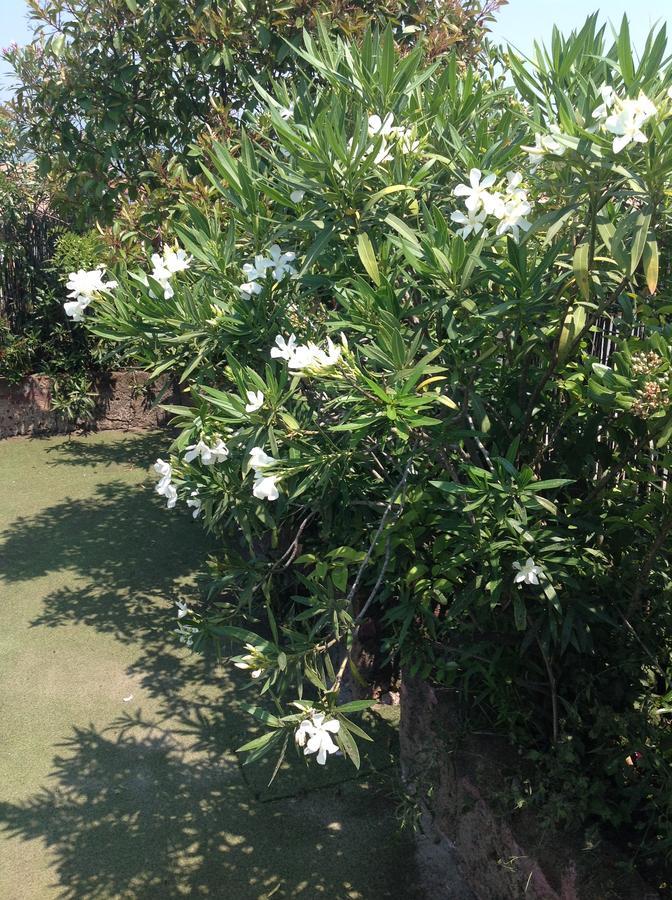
[453,168,498,213]
[186,490,202,519]
[395,126,420,154]
[234,656,263,678]
[295,713,341,766]
[288,337,341,373]
[243,255,275,281]
[253,473,280,501]
[160,482,178,509]
[149,256,175,299]
[239,280,263,298]
[513,557,544,585]
[249,446,276,470]
[290,189,305,203]
[595,89,657,153]
[593,84,617,120]
[147,244,190,299]
[234,644,264,678]
[450,208,487,239]
[184,438,229,465]
[495,198,532,242]
[267,244,297,281]
[241,247,296,289]
[245,390,264,413]
[278,101,294,120]
[503,171,527,203]
[64,267,116,319]
[63,296,91,322]
[66,267,116,301]
[161,246,192,274]
[153,458,172,483]
[270,333,298,361]
[368,113,396,137]
[153,458,174,502]
[524,129,566,172]
[176,599,191,619]
[287,342,322,371]
[362,114,396,164]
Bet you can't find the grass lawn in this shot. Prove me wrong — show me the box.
[0,431,419,900]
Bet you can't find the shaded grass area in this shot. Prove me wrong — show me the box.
[0,432,419,900]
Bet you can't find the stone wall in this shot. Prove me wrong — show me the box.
[0,371,171,438]
[398,674,659,900]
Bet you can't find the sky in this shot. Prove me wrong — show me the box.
[0,0,670,99]
[489,0,670,57]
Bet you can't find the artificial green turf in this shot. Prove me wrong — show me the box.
[0,432,419,899]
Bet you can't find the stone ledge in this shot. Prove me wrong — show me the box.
[398,674,659,900]
[0,371,172,438]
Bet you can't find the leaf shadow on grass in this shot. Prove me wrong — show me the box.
[0,433,419,899]
[0,713,415,900]
[42,431,169,471]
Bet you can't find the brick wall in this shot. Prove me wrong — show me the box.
[0,371,171,438]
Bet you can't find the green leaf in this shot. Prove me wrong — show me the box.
[365,184,415,209]
[630,212,651,276]
[385,214,421,249]
[572,242,590,301]
[357,233,381,286]
[643,234,659,295]
[528,478,574,491]
[336,700,375,713]
[558,305,586,362]
[237,730,280,754]
[336,723,361,769]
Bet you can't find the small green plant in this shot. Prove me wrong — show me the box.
[49,230,105,279]
[0,319,38,383]
[50,373,97,426]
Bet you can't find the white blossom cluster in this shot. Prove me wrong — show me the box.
[239,245,296,299]
[523,127,567,172]
[249,446,279,501]
[592,86,657,153]
[184,438,229,465]
[451,168,532,243]
[365,113,419,163]
[153,458,177,509]
[295,712,341,765]
[233,642,267,679]
[152,332,344,513]
[153,436,227,511]
[63,245,192,321]
[270,333,341,373]
[148,246,192,299]
[63,268,117,321]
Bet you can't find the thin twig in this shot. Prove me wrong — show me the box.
[355,536,392,623]
[618,611,665,677]
[627,511,672,618]
[466,411,495,472]
[344,455,414,608]
[536,637,558,745]
[276,511,317,570]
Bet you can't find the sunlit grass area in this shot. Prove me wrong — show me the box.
[0,432,417,899]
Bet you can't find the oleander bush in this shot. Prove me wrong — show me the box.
[68,11,672,877]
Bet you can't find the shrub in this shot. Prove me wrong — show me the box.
[4,0,505,226]
[85,14,672,875]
